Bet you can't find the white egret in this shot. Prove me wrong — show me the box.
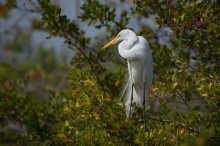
[102,29,153,130]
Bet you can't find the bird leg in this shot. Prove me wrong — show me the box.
[129,83,134,120]
[143,81,146,131]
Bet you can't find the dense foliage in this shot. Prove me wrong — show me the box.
[0,0,219,145]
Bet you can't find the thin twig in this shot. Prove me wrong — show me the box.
[51,17,107,97]
[154,71,191,108]
[13,5,41,13]
[147,116,198,133]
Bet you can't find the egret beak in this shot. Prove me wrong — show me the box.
[102,35,120,49]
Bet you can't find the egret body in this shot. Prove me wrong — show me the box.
[103,29,153,126]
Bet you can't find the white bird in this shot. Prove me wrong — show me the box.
[102,29,153,129]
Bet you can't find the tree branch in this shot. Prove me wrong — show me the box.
[147,115,198,133]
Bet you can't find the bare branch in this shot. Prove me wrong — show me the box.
[147,115,198,133]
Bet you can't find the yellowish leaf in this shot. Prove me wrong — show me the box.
[72,89,78,94]
[149,132,153,138]
[178,69,184,73]
[173,82,178,88]
[114,80,121,87]
[76,100,79,107]
[151,87,158,92]
[201,93,208,97]
[93,112,100,120]
[106,95,111,101]
[63,106,71,113]
[65,121,69,126]
[175,59,181,63]
[84,115,88,120]
[200,77,206,81]
[180,128,185,134]
[180,13,185,21]
[208,83,212,89]
[57,133,68,141]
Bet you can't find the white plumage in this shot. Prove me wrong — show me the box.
[103,29,153,118]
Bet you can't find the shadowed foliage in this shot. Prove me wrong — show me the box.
[0,0,219,145]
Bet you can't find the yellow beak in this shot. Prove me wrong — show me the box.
[102,35,120,49]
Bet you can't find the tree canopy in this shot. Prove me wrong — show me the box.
[0,0,219,145]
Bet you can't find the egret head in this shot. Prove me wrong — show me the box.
[102,29,136,49]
